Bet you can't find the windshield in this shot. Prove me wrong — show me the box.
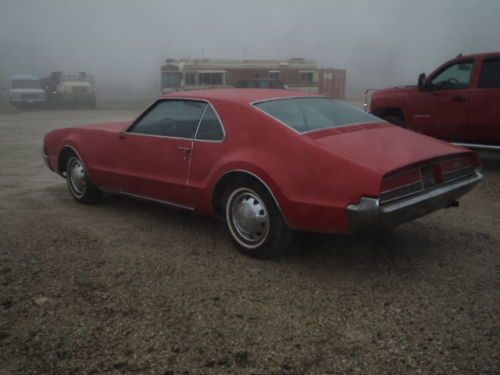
[11,79,41,89]
[61,73,86,82]
[254,97,380,133]
[162,72,182,88]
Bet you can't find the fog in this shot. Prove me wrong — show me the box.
[1,0,499,98]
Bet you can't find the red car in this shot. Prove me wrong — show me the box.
[43,89,482,258]
[367,52,500,151]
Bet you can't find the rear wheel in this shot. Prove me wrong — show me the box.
[66,155,101,204]
[223,182,293,258]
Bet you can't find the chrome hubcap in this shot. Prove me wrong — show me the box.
[69,159,86,197]
[229,189,269,247]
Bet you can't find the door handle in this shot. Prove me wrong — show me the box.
[177,146,192,153]
[451,95,466,102]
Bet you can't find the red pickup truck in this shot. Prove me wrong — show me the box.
[367,52,500,151]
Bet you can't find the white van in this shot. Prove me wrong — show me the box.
[7,74,46,107]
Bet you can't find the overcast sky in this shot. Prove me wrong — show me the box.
[1,0,499,97]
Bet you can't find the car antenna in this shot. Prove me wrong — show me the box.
[456,53,463,58]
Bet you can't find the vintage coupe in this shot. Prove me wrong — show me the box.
[43,89,482,258]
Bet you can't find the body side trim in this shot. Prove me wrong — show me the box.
[117,191,195,211]
[452,142,500,152]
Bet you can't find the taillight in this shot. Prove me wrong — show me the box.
[381,169,421,192]
[380,169,423,203]
[440,156,475,183]
[380,156,476,204]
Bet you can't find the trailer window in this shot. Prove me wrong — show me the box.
[185,72,197,86]
[300,71,316,83]
[199,73,223,85]
[162,72,182,88]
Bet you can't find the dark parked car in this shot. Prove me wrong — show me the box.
[236,79,285,89]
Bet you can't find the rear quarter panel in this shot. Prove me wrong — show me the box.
[191,100,382,233]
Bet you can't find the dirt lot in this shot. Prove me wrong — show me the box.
[0,109,499,375]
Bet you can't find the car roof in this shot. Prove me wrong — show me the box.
[163,88,321,105]
[456,51,500,60]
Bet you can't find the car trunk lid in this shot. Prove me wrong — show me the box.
[306,123,473,174]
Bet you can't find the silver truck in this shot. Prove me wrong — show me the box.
[41,72,96,108]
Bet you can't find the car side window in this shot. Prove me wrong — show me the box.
[479,60,500,88]
[195,105,224,141]
[128,100,207,138]
[430,61,474,90]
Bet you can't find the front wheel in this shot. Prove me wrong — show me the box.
[66,155,101,204]
[223,182,293,258]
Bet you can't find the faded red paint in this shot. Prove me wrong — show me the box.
[44,89,477,234]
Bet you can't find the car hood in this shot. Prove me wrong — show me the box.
[306,123,469,174]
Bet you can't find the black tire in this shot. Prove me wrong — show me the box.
[383,115,406,128]
[65,155,101,204]
[223,181,293,258]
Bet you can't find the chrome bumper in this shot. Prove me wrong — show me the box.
[347,170,482,233]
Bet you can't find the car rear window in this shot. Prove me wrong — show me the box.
[254,97,380,133]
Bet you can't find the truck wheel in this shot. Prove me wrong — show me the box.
[383,116,406,128]
[223,181,293,258]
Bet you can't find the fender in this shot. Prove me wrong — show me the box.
[198,161,289,219]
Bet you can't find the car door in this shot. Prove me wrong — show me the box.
[412,60,474,141]
[467,58,500,144]
[115,99,207,208]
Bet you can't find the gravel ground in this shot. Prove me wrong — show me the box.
[0,109,499,375]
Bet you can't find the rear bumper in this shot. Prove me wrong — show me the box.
[347,170,482,233]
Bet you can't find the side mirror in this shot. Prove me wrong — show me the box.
[418,73,429,91]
